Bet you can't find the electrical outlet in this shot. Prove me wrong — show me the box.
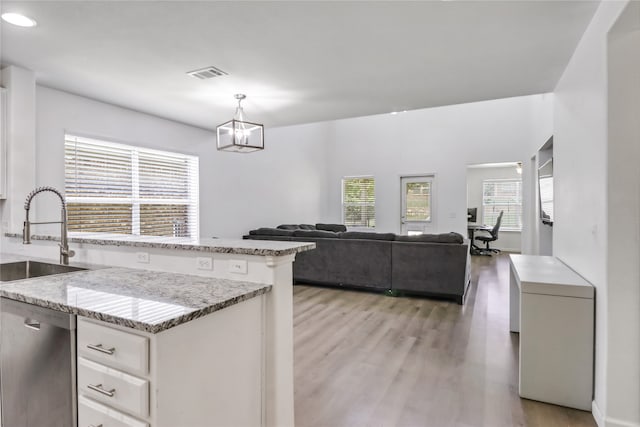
[136,252,150,264]
[228,259,248,274]
[197,257,213,270]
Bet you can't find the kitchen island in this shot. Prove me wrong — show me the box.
[0,236,315,427]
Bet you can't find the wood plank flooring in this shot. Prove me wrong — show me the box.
[293,254,597,427]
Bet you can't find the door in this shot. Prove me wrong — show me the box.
[400,175,435,235]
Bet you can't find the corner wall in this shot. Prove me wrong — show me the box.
[552,1,635,425]
[0,66,36,248]
[606,1,640,425]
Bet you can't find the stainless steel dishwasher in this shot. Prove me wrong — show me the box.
[0,297,77,427]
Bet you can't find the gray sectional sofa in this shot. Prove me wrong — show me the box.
[244,224,471,304]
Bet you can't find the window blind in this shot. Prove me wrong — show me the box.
[65,135,199,238]
[482,179,522,230]
[342,176,375,228]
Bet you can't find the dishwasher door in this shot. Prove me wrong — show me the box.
[0,298,77,427]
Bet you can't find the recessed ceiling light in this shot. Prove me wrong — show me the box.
[1,12,37,28]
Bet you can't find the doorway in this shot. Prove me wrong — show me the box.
[466,162,523,253]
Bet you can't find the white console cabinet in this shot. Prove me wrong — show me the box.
[509,255,594,411]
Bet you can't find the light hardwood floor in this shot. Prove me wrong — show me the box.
[293,254,597,427]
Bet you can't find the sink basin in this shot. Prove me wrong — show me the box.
[0,261,87,282]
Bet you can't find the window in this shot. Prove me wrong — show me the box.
[401,176,433,222]
[65,134,199,238]
[342,176,375,228]
[482,179,522,230]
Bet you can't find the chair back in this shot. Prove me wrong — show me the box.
[491,211,504,238]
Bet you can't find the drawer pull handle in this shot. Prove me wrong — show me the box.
[87,383,115,397]
[87,343,115,355]
[89,425,104,427]
[24,319,41,331]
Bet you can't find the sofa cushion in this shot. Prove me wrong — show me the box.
[292,229,338,238]
[316,223,347,233]
[249,227,295,237]
[395,232,463,244]
[276,224,301,230]
[299,224,317,230]
[340,231,396,241]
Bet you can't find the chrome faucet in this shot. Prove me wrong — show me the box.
[23,186,75,265]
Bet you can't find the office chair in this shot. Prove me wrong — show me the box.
[475,211,503,254]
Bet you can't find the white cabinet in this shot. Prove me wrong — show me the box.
[77,293,265,427]
[78,319,151,426]
[509,255,594,411]
[0,86,6,200]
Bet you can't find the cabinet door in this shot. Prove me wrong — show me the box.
[0,87,6,200]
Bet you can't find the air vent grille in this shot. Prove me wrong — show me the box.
[187,66,228,80]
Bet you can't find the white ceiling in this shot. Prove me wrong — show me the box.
[1,1,599,130]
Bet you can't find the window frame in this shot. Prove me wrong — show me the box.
[481,178,523,231]
[64,134,199,238]
[341,175,376,229]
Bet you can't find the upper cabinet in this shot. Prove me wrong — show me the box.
[0,86,6,199]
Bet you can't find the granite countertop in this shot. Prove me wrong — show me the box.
[0,264,271,333]
[4,233,316,257]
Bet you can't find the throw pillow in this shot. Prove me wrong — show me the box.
[316,223,347,232]
[276,224,301,230]
[249,228,295,237]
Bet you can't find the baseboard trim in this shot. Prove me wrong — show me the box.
[593,401,605,427]
[592,400,640,427]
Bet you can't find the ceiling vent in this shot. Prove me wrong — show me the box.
[187,66,228,80]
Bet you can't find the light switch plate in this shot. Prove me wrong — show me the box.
[228,259,248,274]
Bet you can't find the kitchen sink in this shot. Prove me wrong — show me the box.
[0,261,87,282]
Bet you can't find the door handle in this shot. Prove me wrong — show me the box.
[23,319,41,331]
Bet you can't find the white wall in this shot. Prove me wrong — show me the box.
[31,85,329,239]
[466,165,522,252]
[318,94,553,239]
[606,2,640,425]
[552,1,634,426]
[199,120,331,237]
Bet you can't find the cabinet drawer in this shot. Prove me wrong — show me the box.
[78,357,149,418]
[79,395,149,427]
[78,318,149,375]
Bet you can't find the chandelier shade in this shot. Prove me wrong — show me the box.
[216,94,264,153]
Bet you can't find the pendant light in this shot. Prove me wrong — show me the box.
[216,94,264,153]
